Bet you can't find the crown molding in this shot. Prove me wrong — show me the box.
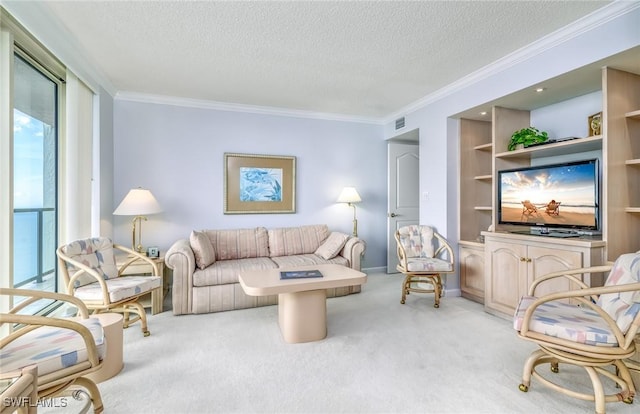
[383,1,640,124]
[115,91,384,125]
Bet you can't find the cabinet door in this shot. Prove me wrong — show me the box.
[460,245,485,303]
[527,246,582,300]
[485,241,527,316]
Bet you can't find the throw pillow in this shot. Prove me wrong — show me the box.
[190,230,216,270]
[314,232,349,260]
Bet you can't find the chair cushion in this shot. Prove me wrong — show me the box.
[397,225,434,258]
[74,276,161,303]
[190,230,216,269]
[314,232,349,260]
[405,257,452,272]
[596,252,640,333]
[0,317,106,376]
[61,237,118,285]
[514,296,618,347]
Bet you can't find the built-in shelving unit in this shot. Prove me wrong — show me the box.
[459,118,492,244]
[457,66,640,307]
[604,68,640,259]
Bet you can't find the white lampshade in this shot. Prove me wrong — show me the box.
[337,187,362,204]
[114,188,163,216]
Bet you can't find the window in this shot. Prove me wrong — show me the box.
[12,53,59,296]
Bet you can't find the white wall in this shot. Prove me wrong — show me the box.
[113,100,387,269]
[384,5,640,290]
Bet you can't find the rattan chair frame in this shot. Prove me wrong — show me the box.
[394,228,455,308]
[56,241,160,336]
[0,289,104,413]
[516,264,640,414]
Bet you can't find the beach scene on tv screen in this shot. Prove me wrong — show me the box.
[500,163,597,227]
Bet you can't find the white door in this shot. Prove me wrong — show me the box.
[387,142,419,273]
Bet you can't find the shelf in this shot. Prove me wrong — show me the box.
[625,109,640,120]
[626,159,640,166]
[474,143,493,151]
[474,174,492,180]
[626,207,640,213]
[474,206,492,211]
[459,239,484,247]
[495,135,602,160]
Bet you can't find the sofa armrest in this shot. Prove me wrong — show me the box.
[339,237,366,271]
[165,239,196,315]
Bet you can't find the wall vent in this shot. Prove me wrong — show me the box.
[395,117,405,130]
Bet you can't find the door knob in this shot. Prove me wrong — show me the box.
[389,213,398,217]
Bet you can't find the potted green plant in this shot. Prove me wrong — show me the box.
[508,127,549,151]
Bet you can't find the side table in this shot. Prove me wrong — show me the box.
[85,313,123,384]
[115,254,166,314]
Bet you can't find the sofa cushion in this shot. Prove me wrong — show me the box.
[268,225,330,257]
[271,254,349,268]
[207,227,270,261]
[193,257,278,287]
[315,232,349,260]
[190,230,216,270]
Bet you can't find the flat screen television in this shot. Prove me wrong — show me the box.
[497,159,599,232]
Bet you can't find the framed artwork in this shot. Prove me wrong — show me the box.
[224,153,296,214]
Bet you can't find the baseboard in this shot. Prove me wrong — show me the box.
[443,288,461,298]
[362,266,387,274]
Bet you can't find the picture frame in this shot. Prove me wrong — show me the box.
[147,246,160,258]
[224,153,296,214]
[588,111,602,136]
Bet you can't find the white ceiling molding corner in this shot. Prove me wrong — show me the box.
[115,91,384,125]
[383,0,639,125]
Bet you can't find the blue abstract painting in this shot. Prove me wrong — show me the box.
[240,167,283,202]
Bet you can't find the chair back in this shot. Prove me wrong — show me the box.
[596,252,640,335]
[396,225,435,258]
[58,237,119,288]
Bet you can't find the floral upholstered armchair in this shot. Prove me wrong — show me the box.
[56,237,162,336]
[514,251,640,414]
[394,225,455,308]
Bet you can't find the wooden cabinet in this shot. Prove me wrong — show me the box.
[483,232,605,319]
[459,242,485,303]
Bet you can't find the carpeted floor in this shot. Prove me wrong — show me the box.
[95,272,637,414]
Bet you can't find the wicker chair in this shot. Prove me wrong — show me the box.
[514,251,640,414]
[56,237,162,336]
[394,225,454,308]
[0,289,104,413]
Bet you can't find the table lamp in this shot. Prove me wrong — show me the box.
[337,187,362,237]
[113,188,163,253]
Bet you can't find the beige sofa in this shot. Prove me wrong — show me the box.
[165,224,366,315]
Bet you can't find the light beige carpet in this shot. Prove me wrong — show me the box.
[96,273,638,414]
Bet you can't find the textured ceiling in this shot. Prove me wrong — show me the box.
[37,0,611,119]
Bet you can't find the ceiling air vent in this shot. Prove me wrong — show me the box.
[395,117,405,130]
